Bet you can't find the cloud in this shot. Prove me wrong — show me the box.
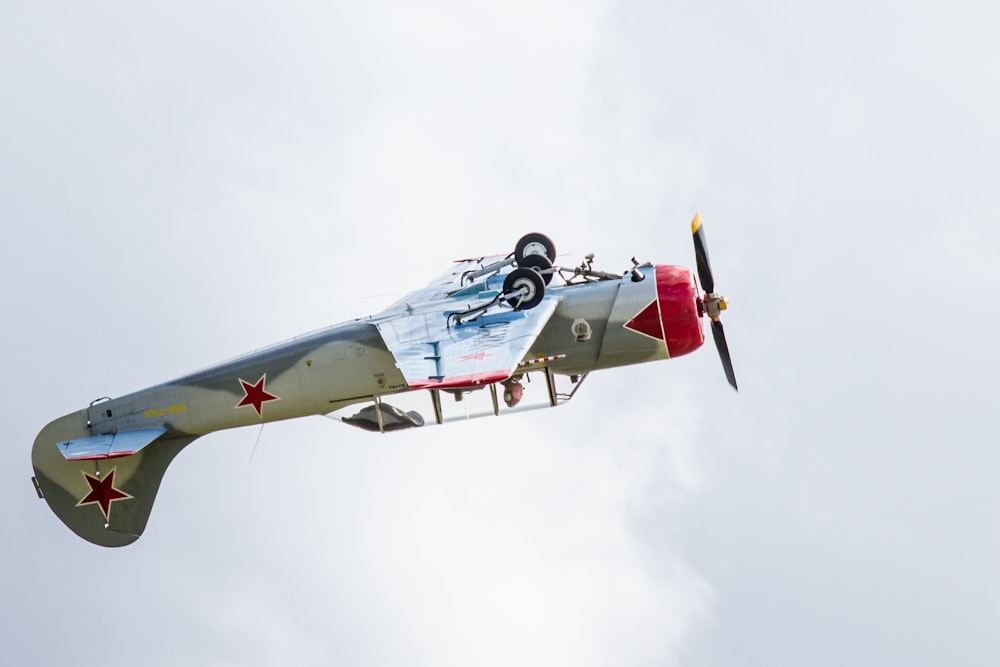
[8,1,1000,666]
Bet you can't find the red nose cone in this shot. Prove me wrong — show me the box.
[655,265,704,358]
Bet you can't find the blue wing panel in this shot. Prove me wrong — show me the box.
[377,296,560,389]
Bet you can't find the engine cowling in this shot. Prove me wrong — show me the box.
[622,265,705,358]
[655,264,705,358]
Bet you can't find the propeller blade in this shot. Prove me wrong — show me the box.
[691,212,715,294]
[710,319,738,391]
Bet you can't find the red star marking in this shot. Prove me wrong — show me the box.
[76,467,133,523]
[236,373,280,417]
[458,351,495,362]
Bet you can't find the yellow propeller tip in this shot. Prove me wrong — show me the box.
[691,212,702,234]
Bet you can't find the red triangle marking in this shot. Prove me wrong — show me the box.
[624,300,664,341]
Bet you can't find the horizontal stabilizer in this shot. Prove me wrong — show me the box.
[56,427,167,461]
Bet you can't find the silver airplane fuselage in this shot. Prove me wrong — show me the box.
[32,257,706,546]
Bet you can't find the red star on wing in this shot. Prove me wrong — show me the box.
[458,350,495,362]
[76,467,133,523]
[236,373,280,417]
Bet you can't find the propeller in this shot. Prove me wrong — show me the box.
[691,213,738,391]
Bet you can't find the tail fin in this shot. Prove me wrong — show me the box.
[31,410,198,547]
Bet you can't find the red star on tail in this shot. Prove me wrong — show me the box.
[236,373,280,417]
[76,468,133,523]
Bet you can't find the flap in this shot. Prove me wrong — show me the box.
[377,297,560,390]
[55,427,168,461]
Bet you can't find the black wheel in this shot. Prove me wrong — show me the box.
[503,268,545,310]
[515,232,556,264]
[517,253,554,285]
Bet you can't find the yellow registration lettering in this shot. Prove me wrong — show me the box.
[146,404,187,418]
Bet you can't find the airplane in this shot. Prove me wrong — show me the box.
[30,214,737,547]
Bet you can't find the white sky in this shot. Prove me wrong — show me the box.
[3,1,998,665]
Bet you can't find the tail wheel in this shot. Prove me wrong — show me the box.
[515,232,556,264]
[503,267,545,310]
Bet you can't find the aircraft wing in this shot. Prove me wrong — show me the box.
[382,254,511,310]
[376,295,560,390]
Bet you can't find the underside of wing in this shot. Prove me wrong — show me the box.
[377,296,560,390]
[384,254,510,310]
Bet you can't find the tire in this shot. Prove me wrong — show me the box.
[514,232,556,264]
[503,268,545,310]
[517,253,554,285]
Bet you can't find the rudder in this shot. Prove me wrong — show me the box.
[32,410,198,547]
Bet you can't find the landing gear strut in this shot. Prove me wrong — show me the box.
[503,268,545,310]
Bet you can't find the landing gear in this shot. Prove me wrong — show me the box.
[503,267,545,310]
[517,253,554,285]
[505,233,555,308]
[515,233,556,264]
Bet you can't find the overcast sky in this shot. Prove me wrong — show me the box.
[3,1,998,665]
